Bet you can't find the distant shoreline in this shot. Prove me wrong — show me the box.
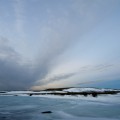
[0,87,120,97]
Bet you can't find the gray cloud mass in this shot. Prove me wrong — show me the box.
[0,0,119,90]
[0,38,35,90]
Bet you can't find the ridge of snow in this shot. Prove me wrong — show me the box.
[63,88,117,92]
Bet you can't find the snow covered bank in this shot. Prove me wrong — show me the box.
[63,88,118,92]
[0,88,120,98]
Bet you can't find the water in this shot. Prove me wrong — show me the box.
[0,95,120,120]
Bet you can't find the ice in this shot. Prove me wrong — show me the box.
[32,93,120,105]
[55,111,119,120]
[0,93,120,120]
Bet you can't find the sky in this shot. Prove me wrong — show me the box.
[0,0,120,90]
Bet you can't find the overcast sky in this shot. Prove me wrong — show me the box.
[0,0,120,90]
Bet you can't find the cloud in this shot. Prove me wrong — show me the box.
[32,62,115,90]
[0,0,119,90]
[13,0,25,34]
[37,72,76,86]
[31,0,119,90]
[0,38,35,90]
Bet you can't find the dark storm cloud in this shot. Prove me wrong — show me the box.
[0,34,76,90]
[0,35,76,90]
[0,38,35,90]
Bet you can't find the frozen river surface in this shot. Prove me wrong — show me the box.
[0,94,120,120]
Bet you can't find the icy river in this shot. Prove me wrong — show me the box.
[0,92,120,120]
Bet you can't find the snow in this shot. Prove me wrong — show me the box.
[0,88,119,99]
[63,88,116,92]
[7,91,33,94]
[0,90,55,95]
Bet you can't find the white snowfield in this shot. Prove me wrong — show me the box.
[63,87,116,92]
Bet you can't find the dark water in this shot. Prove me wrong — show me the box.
[0,95,120,120]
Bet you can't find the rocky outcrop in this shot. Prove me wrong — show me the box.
[41,111,52,114]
